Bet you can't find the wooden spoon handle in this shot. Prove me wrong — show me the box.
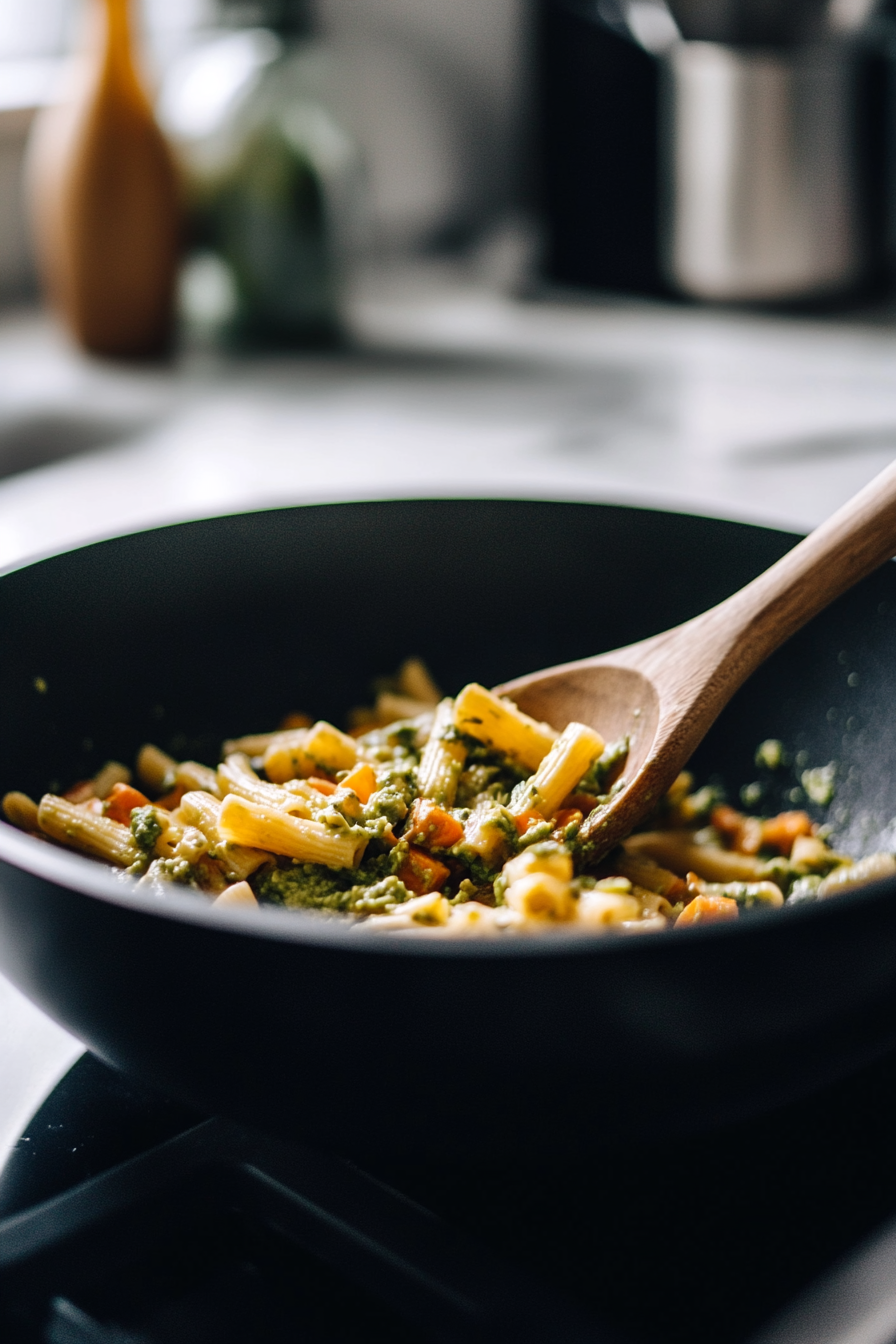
[708,456,896,669]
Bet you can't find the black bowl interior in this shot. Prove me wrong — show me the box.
[0,499,797,796]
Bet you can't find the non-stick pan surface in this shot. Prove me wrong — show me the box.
[0,499,894,1157]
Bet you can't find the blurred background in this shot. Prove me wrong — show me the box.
[0,0,534,310]
[2,0,893,317]
[1,0,896,552]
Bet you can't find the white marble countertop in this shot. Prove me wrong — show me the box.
[3,270,896,1168]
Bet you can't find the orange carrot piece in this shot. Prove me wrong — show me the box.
[64,780,95,804]
[760,810,814,857]
[105,782,151,825]
[514,809,546,837]
[307,776,338,796]
[711,804,743,841]
[396,845,451,895]
[340,762,377,805]
[404,798,464,850]
[675,894,739,927]
[552,808,583,834]
[711,804,763,855]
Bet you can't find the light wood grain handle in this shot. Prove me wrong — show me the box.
[715,456,896,666]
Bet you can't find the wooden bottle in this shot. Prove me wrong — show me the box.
[28,0,180,357]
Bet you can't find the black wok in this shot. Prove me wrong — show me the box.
[0,498,894,1157]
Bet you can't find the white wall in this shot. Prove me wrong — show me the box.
[310,0,530,244]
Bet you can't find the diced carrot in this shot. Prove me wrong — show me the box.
[307,776,338,795]
[280,711,313,730]
[760,810,814,857]
[64,780,95,804]
[514,809,546,837]
[105,782,151,825]
[711,804,762,855]
[155,783,188,811]
[552,808,583,835]
[404,798,464,849]
[563,792,601,816]
[396,845,451,895]
[340,762,377,805]
[675,894,739,927]
[711,804,743,841]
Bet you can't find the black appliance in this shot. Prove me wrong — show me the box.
[5,1049,896,1342]
[535,0,894,301]
[536,1,666,296]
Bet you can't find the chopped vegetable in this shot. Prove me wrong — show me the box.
[105,783,152,825]
[404,798,464,850]
[396,845,451,895]
[675,895,739,927]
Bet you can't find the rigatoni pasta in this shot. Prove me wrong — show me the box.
[37,794,140,867]
[1,660,886,935]
[417,699,468,806]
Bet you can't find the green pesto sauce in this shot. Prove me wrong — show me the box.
[256,843,413,913]
[577,736,630,796]
[130,806,163,855]
[455,742,527,810]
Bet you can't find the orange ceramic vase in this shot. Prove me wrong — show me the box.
[28,0,181,357]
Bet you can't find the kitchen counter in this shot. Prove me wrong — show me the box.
[3,269,896,1164]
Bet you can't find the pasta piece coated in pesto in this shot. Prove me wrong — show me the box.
[218,794,367,869]
[417,699,467,806]
[453,684,557,772]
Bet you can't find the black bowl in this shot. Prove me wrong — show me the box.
[0,499,894,1156]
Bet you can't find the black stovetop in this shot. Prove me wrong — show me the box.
[3,1049,896,1344]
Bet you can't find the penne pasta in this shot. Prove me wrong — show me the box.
[136,743,177,794]
[218,754,320,818]
[3,791,40,832]
[175,760,221,798]
[223,731,283,757]
[263,720,358,783]
[397,657,441,705]
[38,794,139,866]
[92,761,131,799]
[177,790,271,881]
[218,794,368,868]
[509,721,604,820]
[623,831,771,884]
[417,699,467,806]
[453,683,557,772]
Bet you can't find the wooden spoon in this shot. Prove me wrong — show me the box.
[500,459,896,861]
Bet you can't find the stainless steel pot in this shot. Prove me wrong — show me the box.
[664,40,862,301]
[567,0,884,302]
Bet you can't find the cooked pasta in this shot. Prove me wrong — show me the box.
[2,659,889,936]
